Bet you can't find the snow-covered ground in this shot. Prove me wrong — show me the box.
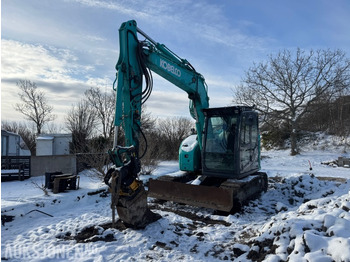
[1,137,350,261]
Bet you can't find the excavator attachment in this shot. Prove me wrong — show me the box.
[148,172,268,213]
[106,170,161,229]
[116,187,160,228]
[105,147,160,228]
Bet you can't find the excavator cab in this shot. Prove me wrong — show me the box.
[149,106,267,213]
[202,106,260,179]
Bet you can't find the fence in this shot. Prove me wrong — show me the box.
[1,156,31,180]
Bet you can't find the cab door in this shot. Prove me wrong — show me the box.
[239,112,259,176]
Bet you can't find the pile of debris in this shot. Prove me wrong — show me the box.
[321,157,350,168]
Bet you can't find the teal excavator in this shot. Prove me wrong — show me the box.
[105,20,268,228]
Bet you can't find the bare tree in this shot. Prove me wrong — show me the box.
[299,95,350,136]
[138,106,160,174]
[140,106,157,133]
[14,80,56,134]
[45,122,66,134]
[66,100,114,179]
[84,87,115,140]
[157,117,194,159]
[234,48,350,155]
[76,136,111,179]
[65,100,98,153]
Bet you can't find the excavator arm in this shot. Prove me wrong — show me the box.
[112,20,209,155]
[106,20,209,228]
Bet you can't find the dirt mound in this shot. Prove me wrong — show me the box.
[57,221,127,243]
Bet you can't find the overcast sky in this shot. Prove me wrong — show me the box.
[2,0,350,129]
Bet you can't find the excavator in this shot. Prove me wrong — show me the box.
[104,20,268,228]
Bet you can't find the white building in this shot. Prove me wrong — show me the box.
[1,130,31,156]
[36,134,72,156]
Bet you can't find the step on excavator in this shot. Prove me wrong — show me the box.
[104,20,268,228]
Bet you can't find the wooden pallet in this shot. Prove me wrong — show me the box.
[52,173,80,194]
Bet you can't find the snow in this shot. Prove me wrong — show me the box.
[36,136,54,140]
[1,170,21,174]
[1,138,350,261]
[180,135,198,152]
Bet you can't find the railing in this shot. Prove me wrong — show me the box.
[1,156,31,180]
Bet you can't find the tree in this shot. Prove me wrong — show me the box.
[234,48,350,155]
[138,107,160,174]
[299,95,350,136]
[65,100,97,153]
[14,80,56,134]
[76,135,112,179]
[84,87,115,140]
[157,117,194,159]
[66,100,111,179]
